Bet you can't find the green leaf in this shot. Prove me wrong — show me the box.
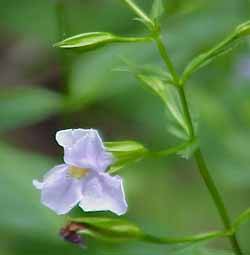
[166,121,189,140]
[115,58,174,85]
[115,59,191,140]
[105,140,148,173]
[122,0,155,30]
[137,74,190,139]
[137,74,170,100]
[0,86,63,131]
[182,20,250,83]
[70,217,143,242]
[54,32,151,51]
[232,208,250,231]
[150,0,164,20]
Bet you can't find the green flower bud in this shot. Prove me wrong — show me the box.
[105,140,148,173]
[69,217,144,242]
[235,21,250,37]
[54,32,151,51]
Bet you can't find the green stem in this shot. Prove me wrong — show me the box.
[154,34,243,255]
[121,0,154,28]
[194,149,243,254]
[116,36,153,43]
[142,229,229,245]
[176,87,194,137]
[150,140,194,158]
[154,35,179,84]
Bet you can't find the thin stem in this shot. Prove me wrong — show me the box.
[142,229,229,245]
[176,87,194,137]
[194,149,243,254]
[154,35,179,83]
[116,36,153,43]
[154,34,243,254]
[150,140,194,158]
[121,0,154,28]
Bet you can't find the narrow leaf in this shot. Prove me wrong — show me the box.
[150,0,164,20]
[122,0,155,30]
[115,58,174,85]
[182,20,250,82]
[115,59,190,140]
[137,74,190,139]
[232,208,250,231]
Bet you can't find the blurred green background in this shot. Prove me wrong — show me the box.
[1,0,250,254]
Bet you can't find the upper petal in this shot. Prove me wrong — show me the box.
[79,172,128,215]
[56,129,91,148]
[33,164,84,215]
[61,129,113,172]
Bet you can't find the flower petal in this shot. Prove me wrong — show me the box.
[56,129,90,148]
[62,129,113,172]
[33,164,84,215]
[79,172,127,215]
[33,180,44,189]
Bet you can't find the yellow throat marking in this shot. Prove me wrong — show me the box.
[68,166,89,179]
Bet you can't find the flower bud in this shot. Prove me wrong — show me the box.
[235,21,250,37]
[105,140,148,173]
[54,32,151,51]
[69,217,144,243]
[60,222,85,247]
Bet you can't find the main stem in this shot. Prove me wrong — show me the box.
[155,34,243,255]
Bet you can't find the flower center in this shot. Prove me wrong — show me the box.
[68,166,89,179]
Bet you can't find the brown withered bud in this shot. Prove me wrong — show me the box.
[60,222,86,247]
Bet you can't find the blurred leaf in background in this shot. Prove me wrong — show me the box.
[0,86,63,131]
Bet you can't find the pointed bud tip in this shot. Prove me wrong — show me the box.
[53,41,63,48]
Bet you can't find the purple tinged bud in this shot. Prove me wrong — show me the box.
[60,222,85,247]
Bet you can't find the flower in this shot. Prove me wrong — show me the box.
[33,129,128,216]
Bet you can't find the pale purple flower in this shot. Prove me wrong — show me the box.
[33,129,127,216]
